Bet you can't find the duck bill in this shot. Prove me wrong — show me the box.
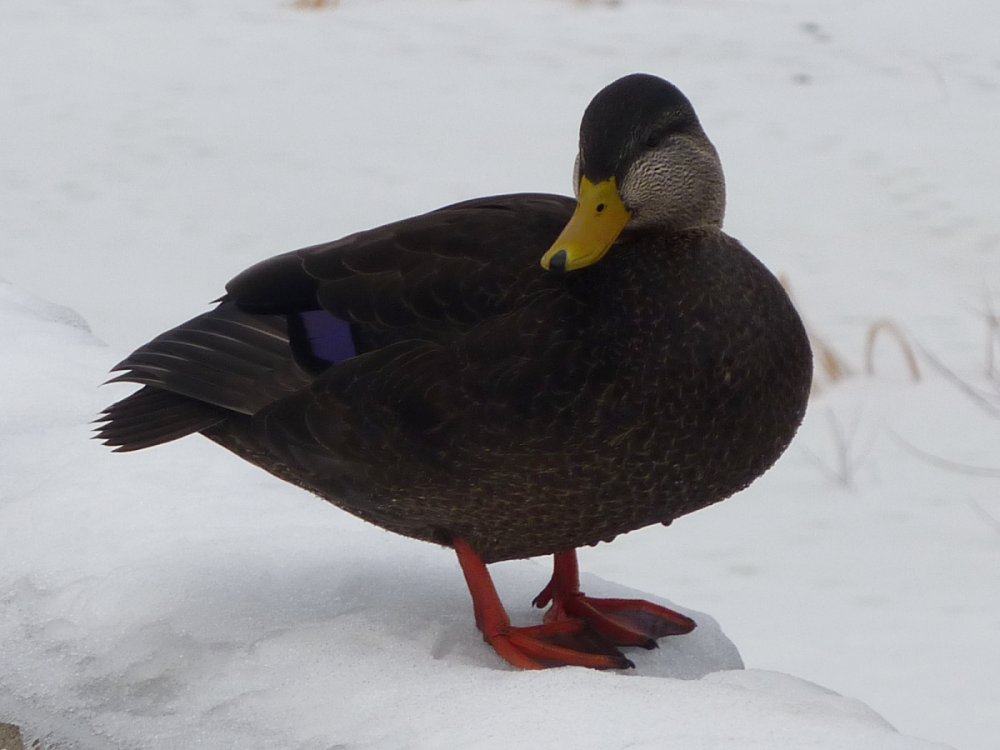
[541,176,632,272]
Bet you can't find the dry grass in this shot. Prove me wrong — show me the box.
[781,275,923,395]
[292,0,338,10]
[780,275,920,489]
[864,319,921,382]
[920,344,1000,419]
[799,408,874,489]
[888,294,1000,478]
[891,428,1000,477]
[780,275,851,393]
[811,334,853,386]
[983,294,999,383]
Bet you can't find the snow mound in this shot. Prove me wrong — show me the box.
[0,284,950,749]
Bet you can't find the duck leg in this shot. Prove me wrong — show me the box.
[453,538,633,670]
[532,549,697,649]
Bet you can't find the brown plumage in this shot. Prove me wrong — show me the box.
[97,74,812,669]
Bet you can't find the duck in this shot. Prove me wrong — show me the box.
[97,73,812,670]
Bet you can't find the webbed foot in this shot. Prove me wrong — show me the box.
[453,538,633,670]
[533,550,696,648]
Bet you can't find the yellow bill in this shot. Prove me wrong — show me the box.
[541,176,632,272]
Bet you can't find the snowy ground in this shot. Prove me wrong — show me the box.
[1,0,998,748]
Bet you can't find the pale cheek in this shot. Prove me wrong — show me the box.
[622,162,694,225]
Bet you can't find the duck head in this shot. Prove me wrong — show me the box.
[541,73,726,272]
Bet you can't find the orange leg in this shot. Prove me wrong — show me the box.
[453,538,633,670]
[533,549,696,648]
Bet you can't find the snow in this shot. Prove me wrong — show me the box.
[1,0,998,748]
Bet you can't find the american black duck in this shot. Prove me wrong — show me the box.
[98,73,812,670]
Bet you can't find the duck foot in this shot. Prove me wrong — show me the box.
[532,549,696,648]
[453,538,633,670]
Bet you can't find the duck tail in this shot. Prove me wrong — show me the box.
[95,301,318,452]
[94,386,227,452]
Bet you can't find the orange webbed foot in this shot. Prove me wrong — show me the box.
[453,538,633,670]
[489,619,634,670]
[533,550,696,648]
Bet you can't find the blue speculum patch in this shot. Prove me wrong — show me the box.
[299,309,357,364]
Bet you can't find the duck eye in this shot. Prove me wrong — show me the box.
[596,203,606,214]
[645,133,663,149]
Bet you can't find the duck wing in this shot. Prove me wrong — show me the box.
[98,194,576,452]
[226,193,573,347]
